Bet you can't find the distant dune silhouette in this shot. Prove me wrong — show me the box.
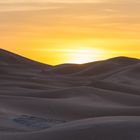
[0,49,140,140]
[45,56,139,76]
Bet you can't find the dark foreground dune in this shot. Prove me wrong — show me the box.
[0,48,140,140]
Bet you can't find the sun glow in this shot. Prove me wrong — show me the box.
[62,46,104,64]
[69,53,94,64]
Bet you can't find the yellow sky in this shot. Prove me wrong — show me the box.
[0,0,140,65]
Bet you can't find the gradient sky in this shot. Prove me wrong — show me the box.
[0,0,140,65]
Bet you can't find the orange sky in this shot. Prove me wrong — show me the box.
[0,0,140,65]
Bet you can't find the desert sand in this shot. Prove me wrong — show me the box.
[0,48,140,140]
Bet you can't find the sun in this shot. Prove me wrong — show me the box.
[67,47,103,64]
[70,50,93,64]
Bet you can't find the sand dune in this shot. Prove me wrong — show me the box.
[103,63,140,87]
[0,49,51,68]
[0,49,140,140]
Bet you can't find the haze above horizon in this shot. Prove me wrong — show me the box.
[0,0,140,65]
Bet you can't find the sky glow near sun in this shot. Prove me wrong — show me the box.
[0,0,140,65]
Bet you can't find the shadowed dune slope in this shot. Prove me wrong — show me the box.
[1,117,140,140]
[0,49,51,68]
